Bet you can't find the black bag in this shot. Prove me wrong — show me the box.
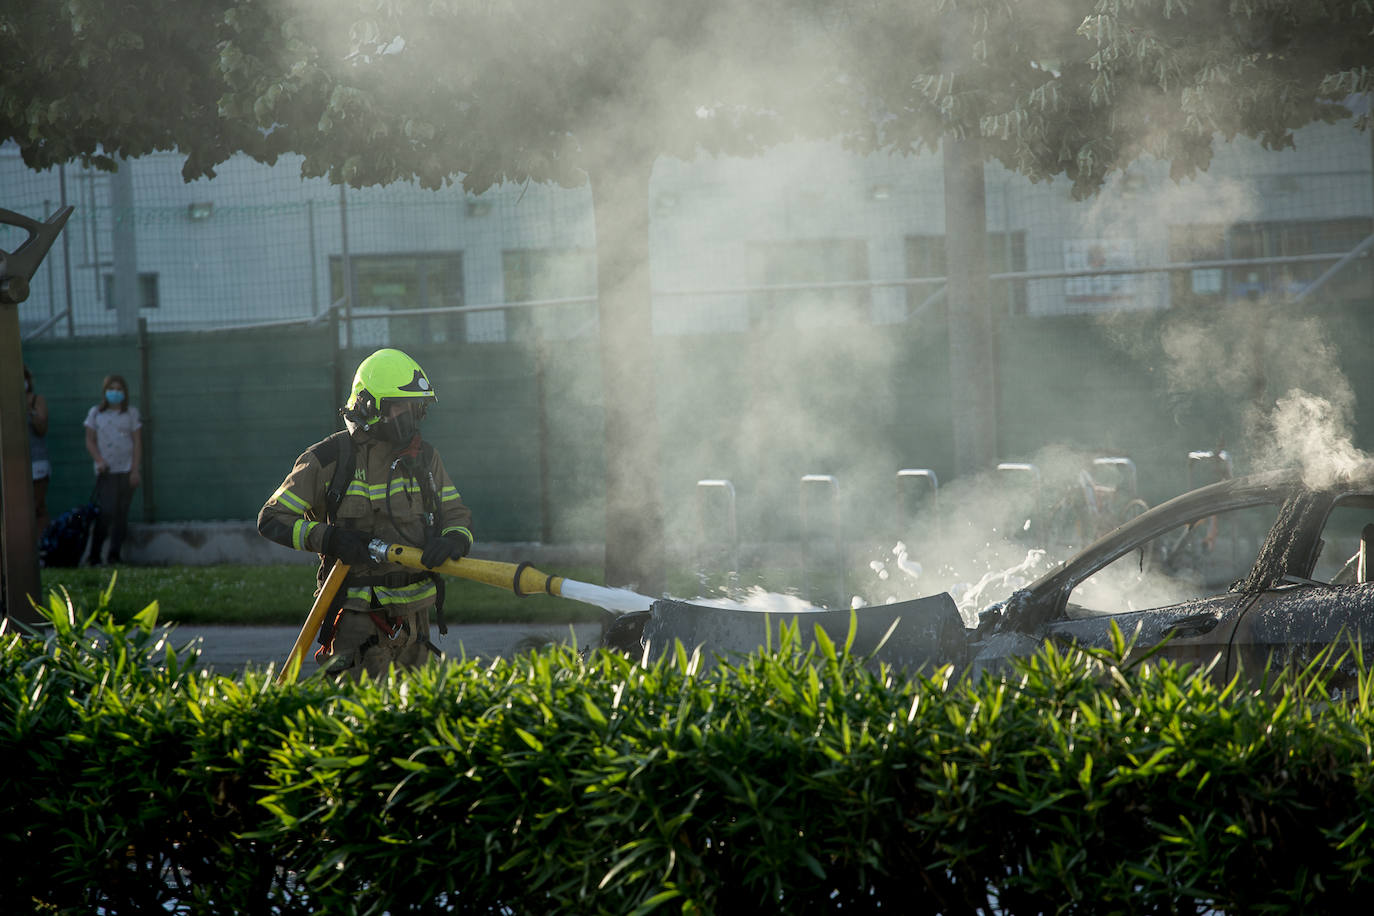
[40,488,100,568]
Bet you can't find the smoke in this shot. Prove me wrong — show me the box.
[1256,390,1370,488]
[270,1,1369,604]
[847,443,1120,623]
[1079,146,1371,491]
[1151,296,1369,486]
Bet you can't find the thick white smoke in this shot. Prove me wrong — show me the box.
[1257,390,1371,488]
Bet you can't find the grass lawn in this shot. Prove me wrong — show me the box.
[38,563,623,626]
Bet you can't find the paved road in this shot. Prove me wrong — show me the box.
[170,621,607,676]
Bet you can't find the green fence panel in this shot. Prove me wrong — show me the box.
[531,337,606,543]
[148,325,338,521]
[19,298,1374,554]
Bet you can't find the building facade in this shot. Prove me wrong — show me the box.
[6,118,1371,344]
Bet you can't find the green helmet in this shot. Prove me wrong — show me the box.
[343,348,436,440]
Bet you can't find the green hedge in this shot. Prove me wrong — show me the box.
[4,589,1374,914]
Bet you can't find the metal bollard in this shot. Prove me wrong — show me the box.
[800,474,845,609]
[695,479,740,597]
[1187,449,1233,490]
[997,462,1044,544]
[1187,448,1237,577]
[1091,456,1138,498]
[896,468,939,534]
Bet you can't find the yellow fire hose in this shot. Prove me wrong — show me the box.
[277,542,653,684]
[384,544,566,598]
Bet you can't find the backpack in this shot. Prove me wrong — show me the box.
[40,490,100,567]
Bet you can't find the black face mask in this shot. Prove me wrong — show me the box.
[381,402,426,444]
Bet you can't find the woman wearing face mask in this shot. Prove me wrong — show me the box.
[83,373,142,565]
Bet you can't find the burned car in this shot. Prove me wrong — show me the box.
[970,466,1374,682]
[614,467,1374,683]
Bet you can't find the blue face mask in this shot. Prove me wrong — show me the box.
[105,389,126,405]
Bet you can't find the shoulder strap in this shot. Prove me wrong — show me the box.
[416,439,441,530]
[303,430,356,589]
[414,439,450,635]
[306,430,356,526]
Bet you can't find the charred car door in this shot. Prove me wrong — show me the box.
[1226,489,1374,685]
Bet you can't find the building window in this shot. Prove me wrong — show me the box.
[747,238,870,329]
[1063,239,1138,309]
[1169,218,1373,305]
[102,272,159,310]
[330,252,464,346]
[905,232,1028,316]
[1167,223,1228,308]
[502,248,598,341]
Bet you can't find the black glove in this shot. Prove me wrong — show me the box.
[421,532,471,568]
[323,525,376,567]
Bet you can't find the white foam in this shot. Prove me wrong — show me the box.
[682,587,825,614]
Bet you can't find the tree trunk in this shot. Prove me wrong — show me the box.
[587,155,666,596]
[942,134,999,475]
[1,302,42,623]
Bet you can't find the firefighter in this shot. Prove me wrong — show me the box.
[258,348,474,679]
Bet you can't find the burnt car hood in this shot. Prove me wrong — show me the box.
[641,593,968,672]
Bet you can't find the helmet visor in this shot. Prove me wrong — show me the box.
[379,398,428,442]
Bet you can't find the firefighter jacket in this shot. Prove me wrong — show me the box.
[258,431,474,616]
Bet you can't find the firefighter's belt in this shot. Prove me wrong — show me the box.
[346,570,432,588]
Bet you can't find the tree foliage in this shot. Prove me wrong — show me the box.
[4,0,1367,197]
[212,0,829,191]
[826,0,1370,198]
[0,0,253,179]
[3,1,827,188]
[1063,0,1367,190]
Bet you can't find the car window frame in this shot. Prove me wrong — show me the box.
[1024,475,1298,622]
[1061,497,1287,617]
[1301,491,1374,585]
